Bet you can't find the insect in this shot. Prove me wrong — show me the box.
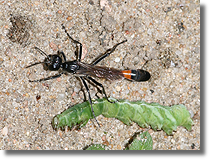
[26,24,151,127]
[52,98,193,135]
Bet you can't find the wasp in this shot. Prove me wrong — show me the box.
[26,24,151,127]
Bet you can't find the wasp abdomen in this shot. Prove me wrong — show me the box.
[121,69,150,82]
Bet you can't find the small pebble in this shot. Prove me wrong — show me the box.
[2,126,8,136]
[57,10,62,14]
[57,93,65,100]
[49,42,57,51]
[189,110,194,118]
[67,16,73,21]
[117,144,122,150]
[116,86,121,92]
[115,57,120,63]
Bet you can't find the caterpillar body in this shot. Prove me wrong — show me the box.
[52,98,193,135]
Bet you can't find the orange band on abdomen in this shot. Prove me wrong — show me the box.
[121,70,132,79]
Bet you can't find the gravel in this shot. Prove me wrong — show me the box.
[0,0,200,150]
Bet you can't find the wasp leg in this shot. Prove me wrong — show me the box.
[58,51,67,62]
[29,73,63,82]
[80,77,100,127]
[86,76,117,103]
[91,40,127,65]
[61,24,83,62]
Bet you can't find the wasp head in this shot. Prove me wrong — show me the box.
[44,55,63,71]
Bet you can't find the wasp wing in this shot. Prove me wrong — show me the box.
[75,62,123,81]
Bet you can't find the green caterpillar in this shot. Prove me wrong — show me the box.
[52,98,193,135]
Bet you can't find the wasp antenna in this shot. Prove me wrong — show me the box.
[34,47,51,60]
[25,61,45,68]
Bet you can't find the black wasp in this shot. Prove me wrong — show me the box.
[26,24,151,127]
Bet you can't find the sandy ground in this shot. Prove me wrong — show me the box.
[0,0,200,150]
